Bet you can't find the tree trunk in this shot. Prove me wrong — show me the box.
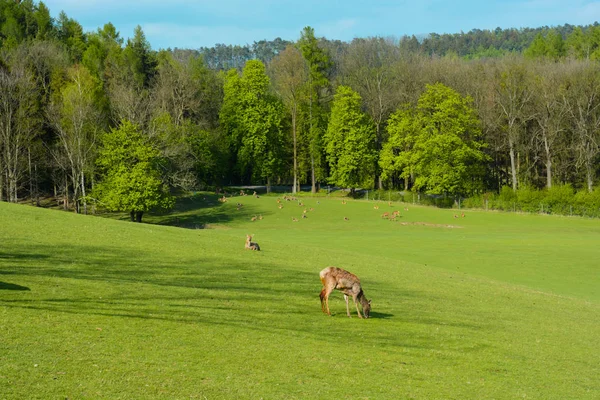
[136,211,143,223]
[28,149,33,206]
[34,163,39,207]
[64,177,69,210]
[586,162,594,192]
[0,162,3,202]
[130,210,136,222]
[311,155,316,194]
[508,138,518,191]
[292,111,297,194]
[81,172,87,215]
[267,176,271,194]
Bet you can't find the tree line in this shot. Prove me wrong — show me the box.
[2,0,600,219]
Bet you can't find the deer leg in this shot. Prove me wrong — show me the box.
[352,294,363,319]
[344,294,351,317]
[320,287,327,314]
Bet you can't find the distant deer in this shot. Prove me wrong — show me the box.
[373,205,379,210]
[251,216,257,221]
[461,212,465,218]
[292,217,299,222]
[319,267,371,318]
[341,200,347,205]
[381,212,390,219]
[245,235,260,251]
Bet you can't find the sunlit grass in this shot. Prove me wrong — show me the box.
[1,194,599,399]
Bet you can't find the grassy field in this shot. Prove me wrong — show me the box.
[1,194,599,399]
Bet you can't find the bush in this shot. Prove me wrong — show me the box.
[460,185,600,218]
[516,186,544,212]
[544,184,575,214]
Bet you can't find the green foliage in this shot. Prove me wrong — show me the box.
[123,25,156,88]
[93,120,174,218]
[379,106,418,183]
[463,184,600,217]
[220,60,286,184]
[56,11,86,62]
[524,30,566,60]
[382,83,487,197]
[324,85,376,189]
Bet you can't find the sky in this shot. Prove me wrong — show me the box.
[42,0,600,50]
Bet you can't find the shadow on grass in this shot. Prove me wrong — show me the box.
[145,194,272,229]
[0,240,484,350]
[0,281,30,290]
[369,311,394,319]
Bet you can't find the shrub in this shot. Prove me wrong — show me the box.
[544,184,575,214]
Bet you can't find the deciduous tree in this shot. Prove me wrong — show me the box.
[93,120,174,222]
[324,85,376,191]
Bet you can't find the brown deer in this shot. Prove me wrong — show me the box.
[319,267,371,318]
[245,235,260,251]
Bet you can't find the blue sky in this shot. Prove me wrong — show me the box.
[43,0,600,50]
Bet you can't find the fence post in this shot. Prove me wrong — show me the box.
[366,190,369,201]
[570,205,572,216]
[458,198,461,210]
[485,199,488,211]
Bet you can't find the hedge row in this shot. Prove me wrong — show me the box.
[461,185,600,218]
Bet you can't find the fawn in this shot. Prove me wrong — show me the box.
[319,267,371,318]
[245,235,260,251]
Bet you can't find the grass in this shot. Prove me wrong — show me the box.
[1,194,599,399]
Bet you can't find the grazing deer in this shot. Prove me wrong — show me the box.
[319,267,371,318]
[374,205,379,210]
[381,212,390,219]
[404,207,409,211]
[343,217,349,221]
[258,215,263,220]
[292,217,299,222]
[341,200,347,205]
[302,214,307,219]
[461,212,465,218]
[278,204,283,209]
[245,235,260,251]
[251,216,257,222]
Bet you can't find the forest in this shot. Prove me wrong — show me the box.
[2,0,600,217]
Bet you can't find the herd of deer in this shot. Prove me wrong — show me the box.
[235,193,471,319]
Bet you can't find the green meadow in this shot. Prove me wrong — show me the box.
[1,194,599,399]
